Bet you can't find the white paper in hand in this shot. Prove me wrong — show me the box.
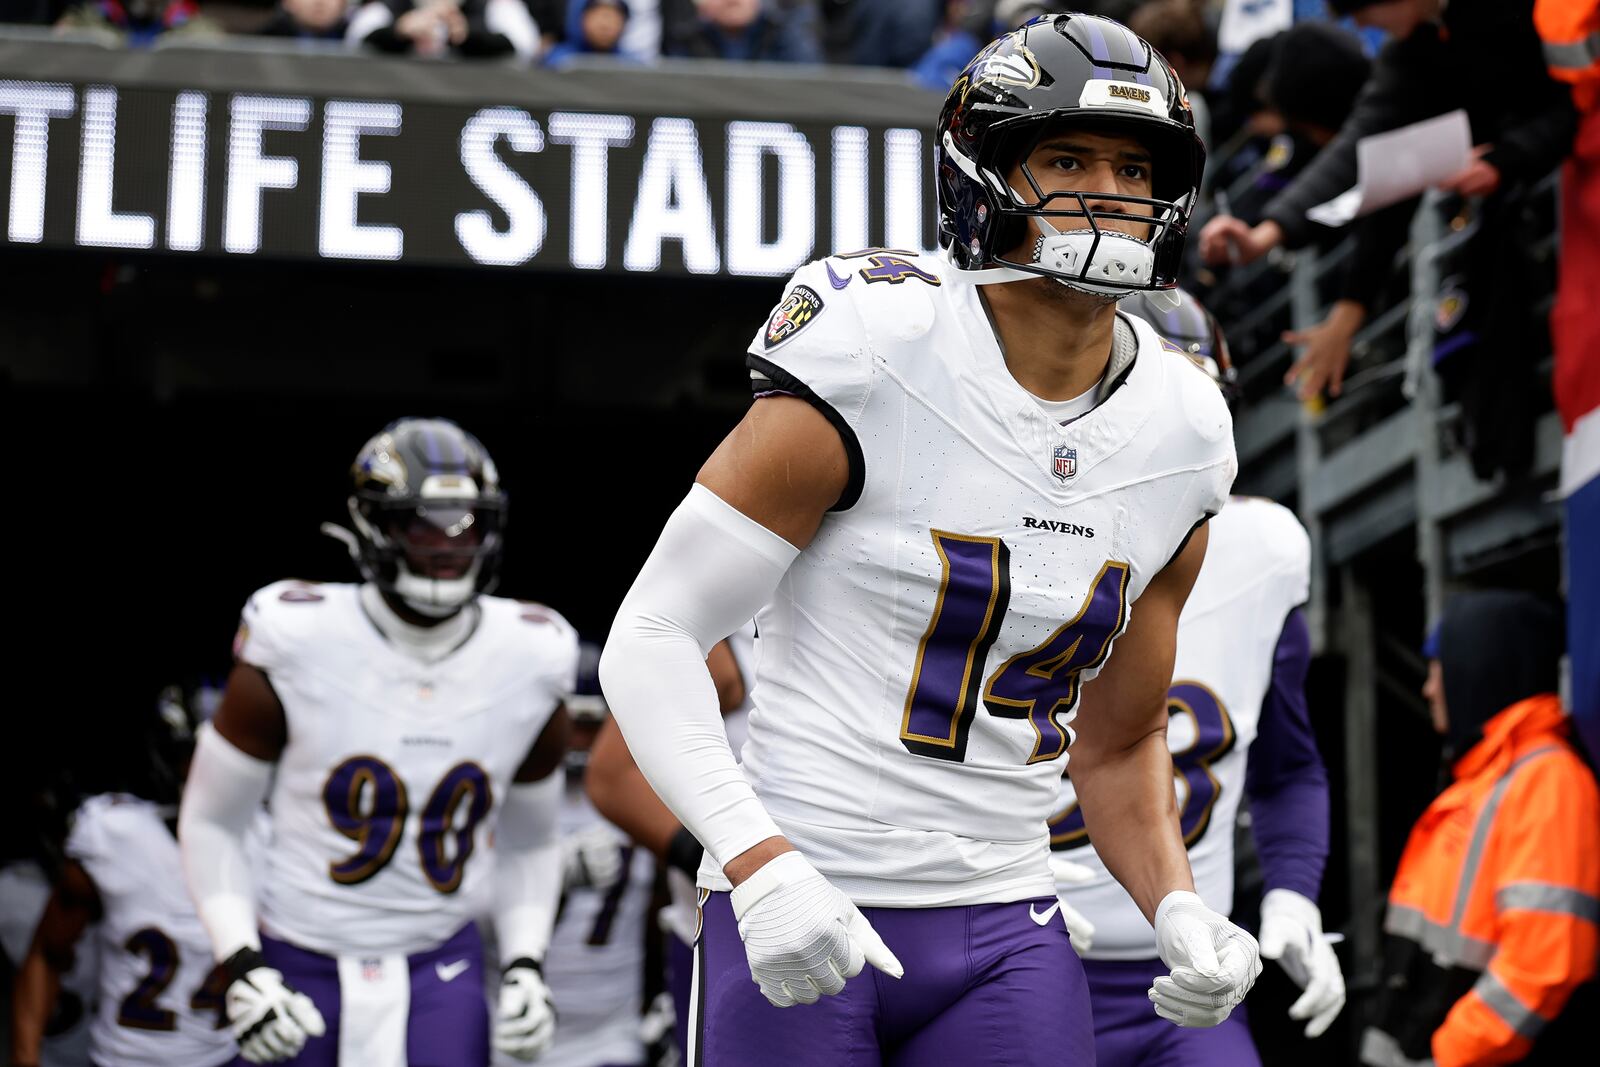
[1306,110,1473,228]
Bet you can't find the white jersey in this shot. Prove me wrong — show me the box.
[237,580,578,956]
[700,252,1236,906]
[66,795,236,1067]
[1056,497,1311,958]
[527,784,653,1067]
[0,860,97,1067]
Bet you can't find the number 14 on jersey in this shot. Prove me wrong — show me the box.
[899,530,1131,765]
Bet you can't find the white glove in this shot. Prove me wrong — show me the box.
[560,826,625,891]
[1258,888,1345,1038]
[1150,890,1262,1028]
[221,950,327,1063]
[729,850,904,1007]
[1047,854,1099,952]
[495,959,557,1061]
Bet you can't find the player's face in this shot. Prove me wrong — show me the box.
[1422,659,1448,735]
[1006,130,1156,243]
[389,506,485,580]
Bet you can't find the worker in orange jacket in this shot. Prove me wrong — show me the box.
[1361,590,1600,1067]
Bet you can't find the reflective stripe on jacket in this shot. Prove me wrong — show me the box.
[1538,0,1600,109]
[1362,695,1600,1067]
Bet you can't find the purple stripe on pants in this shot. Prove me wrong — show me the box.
[239,923,489,1067]
[1081,956,1259,1067]
[694,891,1095,1066]
[668,932,694,1062]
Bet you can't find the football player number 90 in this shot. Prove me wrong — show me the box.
[899,530,1132,765]
[323,756,492,892]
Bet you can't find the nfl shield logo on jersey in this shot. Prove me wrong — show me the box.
[1053,445,1078,482]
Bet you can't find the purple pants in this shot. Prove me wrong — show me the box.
[1081,957,1259,1067]
[693,891,1095,1067]
[239,923,490,1067]
[668,932,694,1061]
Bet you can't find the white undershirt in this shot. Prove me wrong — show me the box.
[1032,378,1102,426]
[358,583,478,664]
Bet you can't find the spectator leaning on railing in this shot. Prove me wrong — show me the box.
[1198,0,1576,402]
[257,0,351,40]
[663,0,818,63]
[1361,591,1599,1067]
[348,0,540,58]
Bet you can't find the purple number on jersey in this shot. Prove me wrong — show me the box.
[835,247,943,286]
[324,755,409,885]
[900,532,1010,761]
[417,762,493,894]
[900,529,1132,766]
[985,562,1131,764]
[322,757,494,892]
[118,927,180,1031]
[586,845,637,947]
[1047,679,1237,850]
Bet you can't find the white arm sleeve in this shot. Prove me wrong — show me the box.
[178,723,273,961]
[493,776,563,965]
[599,483,796,869]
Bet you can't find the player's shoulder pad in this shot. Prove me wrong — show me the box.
[236,579,353,671]
[1226,497,1311,575]
[746,258,875,408]
[66,792,152,863]
[1119,316,1236,502]
[481,596,581,673]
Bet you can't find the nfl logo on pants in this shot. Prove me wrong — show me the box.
[1054,445,1077,481]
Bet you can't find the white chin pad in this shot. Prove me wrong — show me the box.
[1034,229,1156,295]
[395,568,478,616]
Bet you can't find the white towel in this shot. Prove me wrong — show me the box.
[336,952,410,1067]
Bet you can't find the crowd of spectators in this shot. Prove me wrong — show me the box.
[0,0,1158,69]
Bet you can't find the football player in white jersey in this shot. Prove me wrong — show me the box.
[1050,290,1345,1067]
[12,685,236,1067]
[512,643,655,1067]
[599,14,1260,1065]
[178,418,578,1067]
[585,624,754,1060]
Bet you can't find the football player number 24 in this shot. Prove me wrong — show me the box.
[322,757,491,892]
[900,530,1132,765]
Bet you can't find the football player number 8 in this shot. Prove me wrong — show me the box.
[1048,680,1237,850]
[322,757,492,893]
[900,530,1132,765]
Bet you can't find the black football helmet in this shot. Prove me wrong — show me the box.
[937,13,1204,296]
[344,418,507,618]
[1120,287,1240,405]
[147,681,222,805]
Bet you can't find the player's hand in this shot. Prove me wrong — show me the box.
[1047,854,1099,951]
[561,826,625,890]
[1198,216,1282,267]
[729,851,904,1007]
[1258,888,1345,1038]
[221,948,327,1063]
[1150,890,1262,1028]
[495,958,557,1061]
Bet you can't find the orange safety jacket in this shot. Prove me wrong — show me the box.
[1360,695,1600,1067]
[1538,0,1600,111]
